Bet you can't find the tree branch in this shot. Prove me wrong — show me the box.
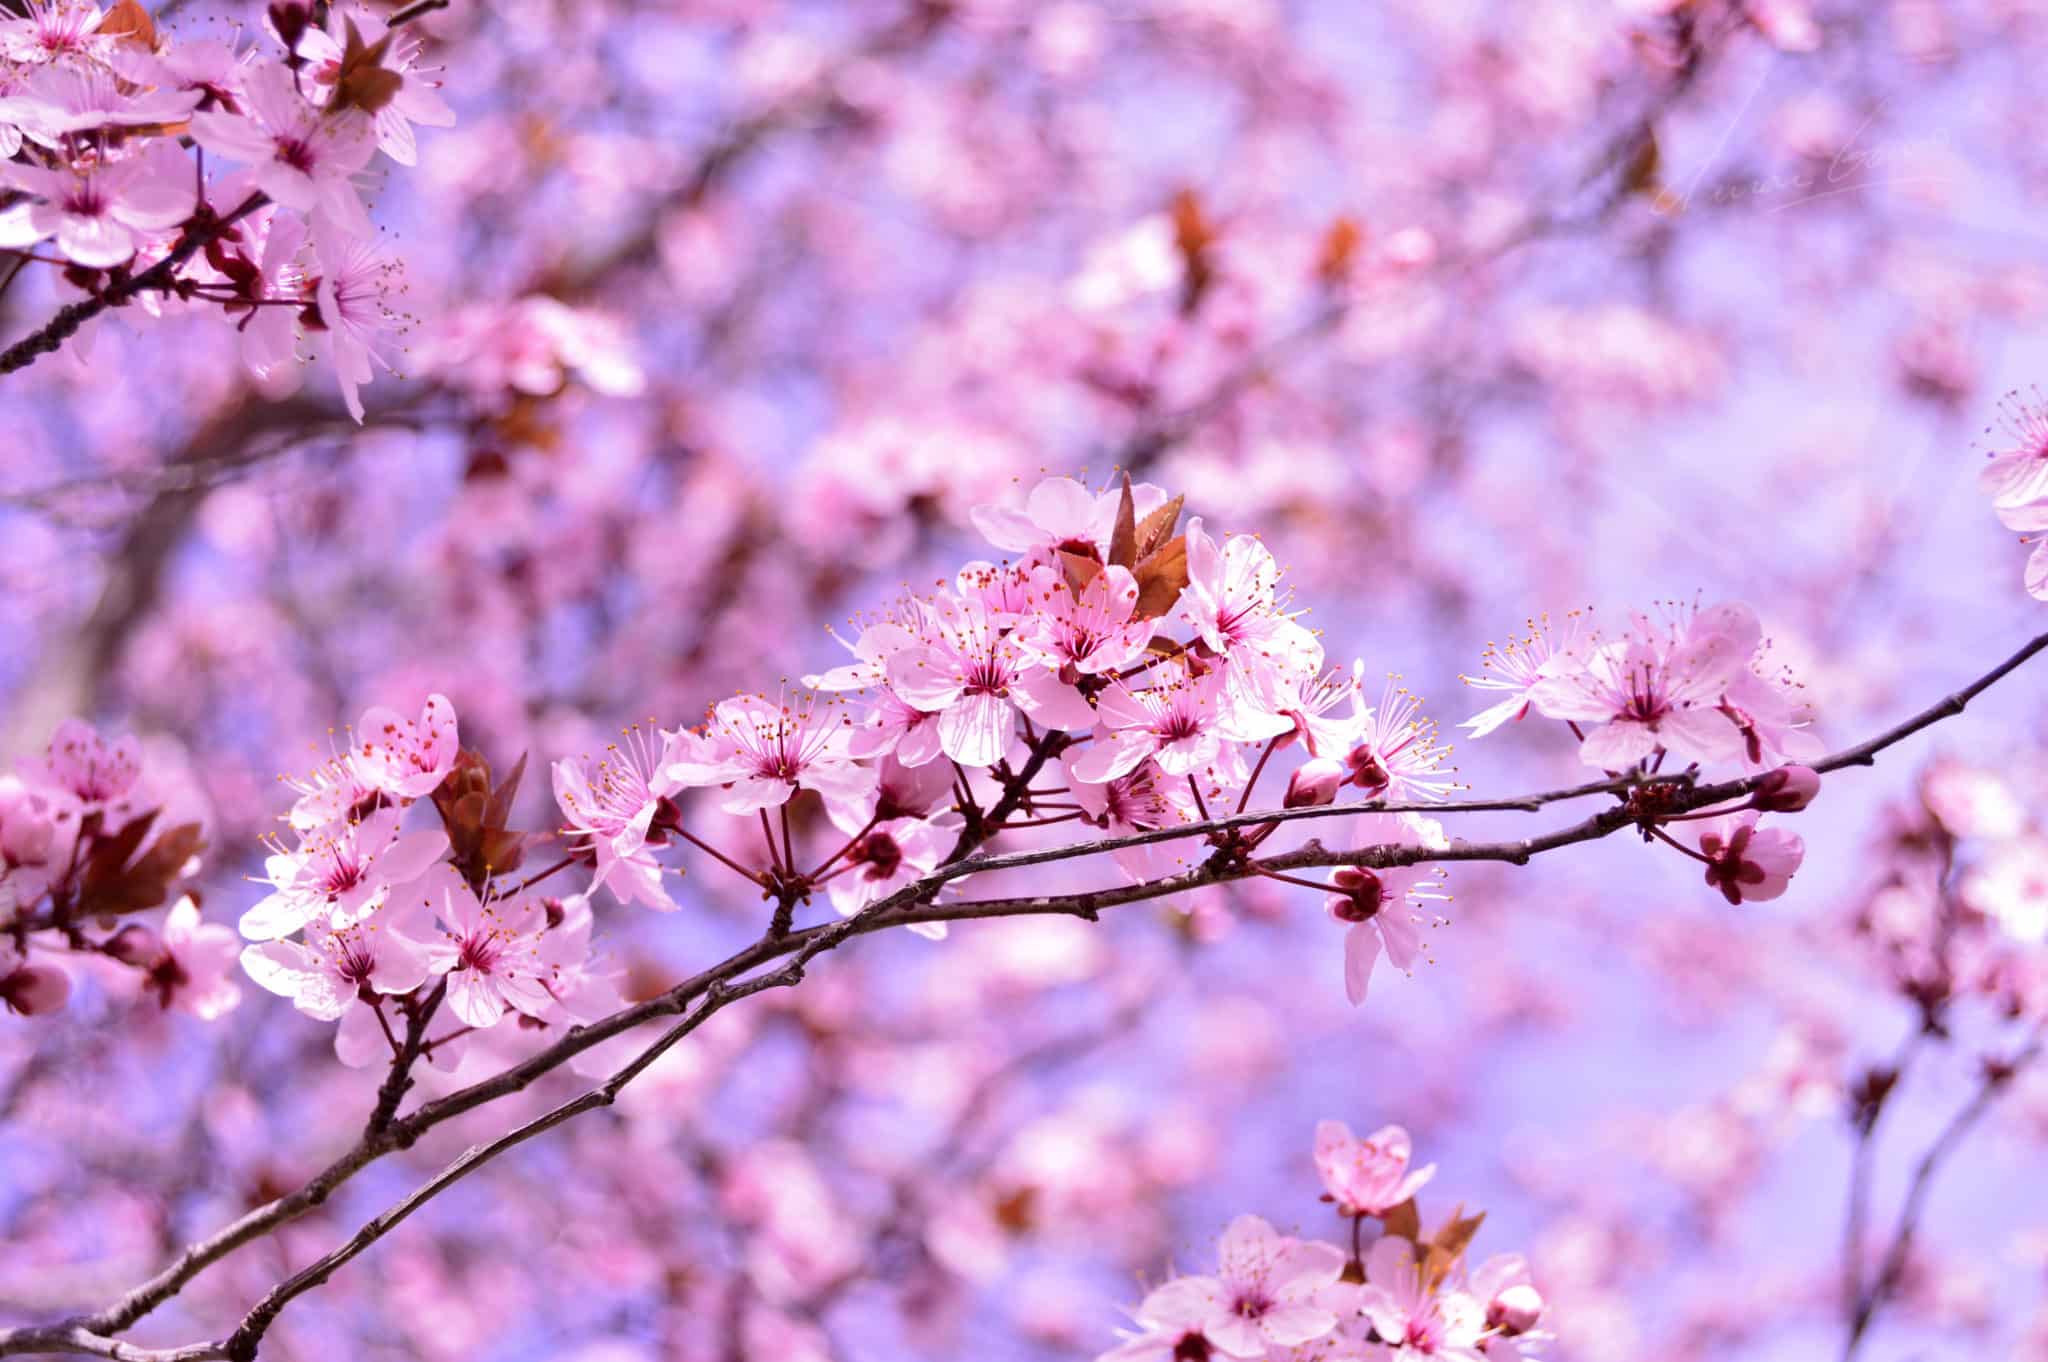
[6,627,2044,1359]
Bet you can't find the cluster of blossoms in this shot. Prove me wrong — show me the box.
[236,694,624,1065]
[1,718,236,1019]
[1100,1121,1547,1361]
[1978,389,2048,600]
[1459,600,1822,906]
[0,0,451,416]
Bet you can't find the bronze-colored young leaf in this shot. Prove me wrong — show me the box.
[99,0,159,49]
[1132,492,1183,561]
[333,17,404,115]
[1107,474,1138,569]
[1423,1207,1486,1287]
[1317,215,1363,284]
[1377,1198,1421,1242]
[1059,547,1103,596]
[1130,534,1189,619]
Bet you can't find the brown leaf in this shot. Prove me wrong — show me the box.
[1620,127,1661,200]
[99,0,159,49]
[1107,474,1137,570]
[485,751,528,830]
[81,817,207,917]
[1059,548,1103,596]
[1170,188,1216,315]
[1377,1198,1421,1242]
[332,17,403,115]
[1130,534,1189,619]
[1133,493,1183,560]
[1317,215,1364,284]
[1423,1207,1486,1288]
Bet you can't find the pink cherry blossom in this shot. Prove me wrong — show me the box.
[970,474,1168,559]
[240,806,449,939]
[312,226,403,422]
[1526,602,1761,770]
[1689,811,1804,905]
[190,63,377,238]
[554,726,682,911]
[295,7,456,166]
[665,690,873,814]
[1358,1235,1488,1361]
[1314,1120,1437,1217]
[1458,614,1585,739]
[885,594,1095,768]
[1325,814,1452,1005]
[349,694,459,800]
[1075,664,1288,785]
[1977,388,2048,509]
[825,816,949,933]
[1199,1214,1347,1355]
[1178,517,1321,679]
[1341,678,1458,802]
[1098,1277,1239,1362]
[425,884,587,1029]
[143,896,244,1020]
[1014,564,1156,677]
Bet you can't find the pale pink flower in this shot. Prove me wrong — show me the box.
[1014,563,1156,676]
[0,1,107,65]
[1097,1278,1240,1362]
[296,7,455,166]
[1690,811,1804,905]
[1978,388,2048,509]
[0,140,196,269]
[1358,1236,1488,1360]
[240,806,449,939]
[0,64,200,143]
[241,907,433,1017]
[349,693,458,800]
[1264,659,1368,761]
[1459,613,1584,738]
[1528,602,1760,770]
[1342,678,1458,801]
[885,594,1095,768]
[190,63,376,237]
[1197,1215,1347,1355]
[1313,1120,1436,1217]
[0,937,69,1016]
[825,816,948,934]
[144,896,243,1020]
[1075,665,1288,784]
[554,727,683,912]
[1178,517,1320,678]
[1992,496,2048,601]
[970,474,1169,559]
[221,207,308,380]
[1065,755,1185,881]
[31,717,143,809]
[824,749,956,828]
[0,776,64,925]
[312,226,402,421]
[1717,666,1823,770]
[1326,813,1451,1005]
[115,36,251,116]
[1467,1254,1547,1350]
[666,690,873,814]
[426,885,586,1029]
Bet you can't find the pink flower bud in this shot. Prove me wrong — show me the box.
[105,925,164,967]
[1285,758,1345,809]
[1325,867,1384,923]
[1,961,71,1016]
[1754,764,1821,812]
[1491,1282,1545,1335]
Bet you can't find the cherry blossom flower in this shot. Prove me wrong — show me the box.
[1066,755,1185,880]
[1752,764,1821,813]
[0,937,69,1016]
[1014,563,1156,677]
[190,63,377,238]
[1458,614,1584,739]
[1075,664,1288,784]
[1990,495,2048,601]
[1325,814,1452,1005]
[0,1,108,66]
[1195,1214,1347,1355]
[1358,1235,1488,1360]
[241,908,435,1064]
[1717,666,1823,770]
[141,897,244,1020]
[240,806,449,939]
[825,816,948,933]
[1178,517,1321,680]
[553,726,683,911]
[1527,602,1760,770]
[1465,1254,1547,1353]
[1263,659,1368,760]
[1098,1277,1243,1362]
[1342,678,1458,802]
[0,776,63,925]
[885,594,1095,768]
[312,226,404,421]
[666,690,873,814]
[0,64,201,144]
[296,7,456,166]
[349,694,458,800]
[1314,1120,1436,1217]
[970,474,1168,559]
[1689,811,1804,905]
[425,884,586,1029]
[30,717,146,812]
[1978,388,2048,509]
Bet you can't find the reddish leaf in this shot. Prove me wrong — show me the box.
[1130,534,1189,619]
[1107,475,1138,569]
[1133,493,1183,560]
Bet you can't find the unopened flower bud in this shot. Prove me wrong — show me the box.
[1490,1283,1545,1335]
[105,924,164,967]
[1326,866,1384,923]
[1754,764,1821,812]
[1285,758,1346,809]
[1,961,71,1016]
